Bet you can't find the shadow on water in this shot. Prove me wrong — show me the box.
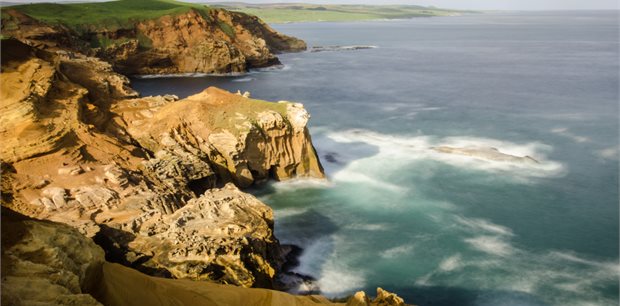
[382,285,550,306]
[313,131,381,177]
[276,208,339,244]
[275,209,340,290]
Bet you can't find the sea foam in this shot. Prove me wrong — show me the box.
[232,77,255,82]
[271,178,333,192]
[439,254,463,272]
[454,216,514,236]
[133,72,246,79]
[464,235,515,257]
[317,261,365,296]
[380,244,414,259]
[320,129,565,180]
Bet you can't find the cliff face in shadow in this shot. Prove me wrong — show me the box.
[1,208,410,306]
[1,38,322,288]
[1,3,306,75]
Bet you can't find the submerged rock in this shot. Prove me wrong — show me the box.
[433,146,540,164]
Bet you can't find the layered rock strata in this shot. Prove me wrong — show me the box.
[1,5,306,75]
[1,39,322,288]
[1,4,412,304]
[114,87,324,187]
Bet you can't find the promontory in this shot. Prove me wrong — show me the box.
[0,1,411,305]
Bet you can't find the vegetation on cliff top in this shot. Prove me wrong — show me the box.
[4,0,211,32]
[212,3,469,23]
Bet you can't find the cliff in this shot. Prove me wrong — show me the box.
[0,2,411,304]
[1,0,306,75]
[114,87,324,187]
[1,38,321,288]
[1,207,105,306]
[1,208,410,306]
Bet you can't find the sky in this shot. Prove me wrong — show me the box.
[205,0,619,10]
[5,0,619,10]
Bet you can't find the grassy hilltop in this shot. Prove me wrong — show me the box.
[3,0,467,29]
[211,3,468,23]
[3,0,211,32]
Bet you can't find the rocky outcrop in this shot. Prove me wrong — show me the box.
[123,8,307,75]
[1,39,323,289]
[120,184,282,287]
[1,208,412,306]
[99,261,414,306]
[432,146,539,164]
[1,5,306,75]
[1,207,105,306]
[0,38,140,165]
[114,87,324,187]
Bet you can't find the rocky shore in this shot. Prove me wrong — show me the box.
[2,207,408,306]
[1,2,411,305]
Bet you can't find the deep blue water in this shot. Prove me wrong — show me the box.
[132,11,619,306]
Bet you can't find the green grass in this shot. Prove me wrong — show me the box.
[215,4,470,23]
[6,0,211,33]
[217,21,236,38]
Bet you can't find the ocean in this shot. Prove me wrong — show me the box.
[131,11,619,306]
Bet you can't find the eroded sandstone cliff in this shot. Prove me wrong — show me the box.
[1,3,306,75]
[114,87,324,187]
[0,3,412,304]
[1,38,321,288]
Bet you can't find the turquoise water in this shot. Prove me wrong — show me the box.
[132,11,619,306]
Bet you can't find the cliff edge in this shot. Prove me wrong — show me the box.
[0,1,413,304]
[1,0,306,75]
[1,38,321,288]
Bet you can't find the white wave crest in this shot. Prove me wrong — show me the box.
[596,146,619,160]
[380,245,414,259]
[439,254,463,272]
[271,178,333,192]
[345,223,390,231]
[332,170,406,192]
[454,216,514,236]
[550,251,620,275]
[317,262,365,296]
[551,127,590,143]
[232,77,255,82]
[465,235,515,257]
[133,71,246,79]
[274,207,309,218]
[322,129,565,179]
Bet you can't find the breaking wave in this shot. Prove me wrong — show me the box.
[318,129,566,180]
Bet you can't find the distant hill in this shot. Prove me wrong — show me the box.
[207,2,471,23]
[1,0,307,75]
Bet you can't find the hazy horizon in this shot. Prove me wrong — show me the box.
[3,0,619,11]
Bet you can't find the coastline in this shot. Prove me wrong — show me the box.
[0,1,411,304]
